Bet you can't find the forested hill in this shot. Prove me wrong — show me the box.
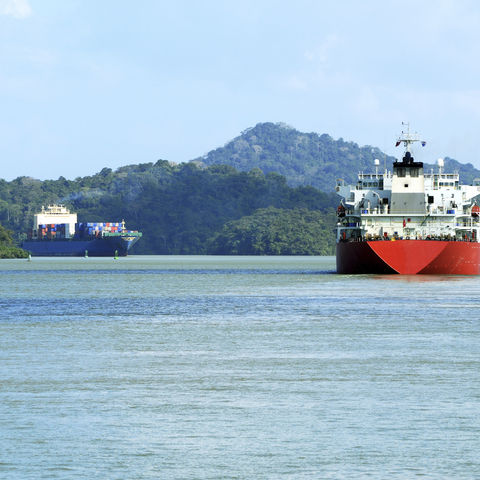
[193,122,480,190]
[0,162,338,255]
[193,122,394,191]
[3,122,480,255]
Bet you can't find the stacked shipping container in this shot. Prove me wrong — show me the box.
[77,222,123,238]
[31,222,124,239]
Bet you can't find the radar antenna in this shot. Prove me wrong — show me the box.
[395,122,426,153]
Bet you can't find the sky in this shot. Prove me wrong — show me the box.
[1,0,480,180]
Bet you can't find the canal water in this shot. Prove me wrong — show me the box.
[1,256,479,479]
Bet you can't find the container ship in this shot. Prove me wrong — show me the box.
[22,205,142,256]
[335,125,480,274]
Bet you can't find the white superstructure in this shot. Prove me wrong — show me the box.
[33,204,77,238]
[335,126,480,243]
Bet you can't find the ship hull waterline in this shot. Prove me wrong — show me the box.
[336,240,480,275]
[22,235,140,257]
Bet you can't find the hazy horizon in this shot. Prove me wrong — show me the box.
[1,0,480,180]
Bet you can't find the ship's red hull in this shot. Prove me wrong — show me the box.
[336,240,480,274]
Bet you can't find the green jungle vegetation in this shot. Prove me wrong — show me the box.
[193,122,389,192]
[195,122,480,190]
[0,162,338,255]
[209,207,336,255]
[0,223,28,258]
[2,122,479,256]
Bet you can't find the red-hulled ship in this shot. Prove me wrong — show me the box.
[335,124,480,274]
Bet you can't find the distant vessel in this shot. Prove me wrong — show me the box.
[335,124,480,274]
[22,205,142,256]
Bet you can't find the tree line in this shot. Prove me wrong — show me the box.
[0,161,339,255]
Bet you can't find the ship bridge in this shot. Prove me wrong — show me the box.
[33,204,77,238]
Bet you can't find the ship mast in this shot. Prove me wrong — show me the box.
[395,122,426,153]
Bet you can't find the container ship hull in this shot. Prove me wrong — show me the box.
[336,240,480,275]
[22,205,142,257]
[23,234,140,257]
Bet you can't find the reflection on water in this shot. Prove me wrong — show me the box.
[1,255,480,479]
[372,273,473,282]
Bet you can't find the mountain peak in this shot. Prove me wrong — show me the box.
[194,122,395,191]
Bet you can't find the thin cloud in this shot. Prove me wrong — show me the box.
[283,75,308,91]
[304,34,340,63]
[0,0,32,19]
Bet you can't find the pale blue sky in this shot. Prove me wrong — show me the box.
[1,0,480,180]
